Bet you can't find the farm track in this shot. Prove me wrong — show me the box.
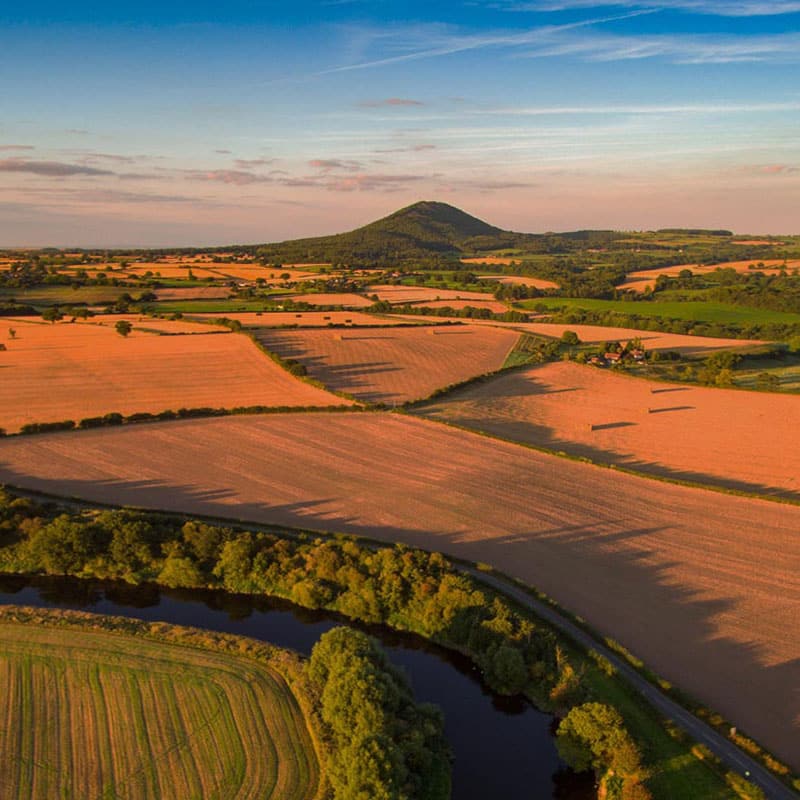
[0,411,798,769]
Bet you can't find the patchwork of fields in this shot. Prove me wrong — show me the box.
[620,258,800,292]
[0,615,321,800]
[0,411,798,768]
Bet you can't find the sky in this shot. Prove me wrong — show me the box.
[1,0,799,245]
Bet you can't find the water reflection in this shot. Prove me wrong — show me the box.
[0,574,593,800]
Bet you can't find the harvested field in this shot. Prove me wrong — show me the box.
[0,318,346,431]
[384,316,763,354]
[75,314,217,334]
[414,360,800,496]
[255,325,520,403]
[366,285,496,305]
[476,275,559,290]
[413,299,509,313]
[620,259,800,292]
[0,610,321,800]
[461,256,517,265]
[188,311,414,327]
[1,412,798,767]
[287,293,373,308]
[154,286,233,300]
[120,264,224,279]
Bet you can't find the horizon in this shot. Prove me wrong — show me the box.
[0,199,785,251]
[2,1,799,246]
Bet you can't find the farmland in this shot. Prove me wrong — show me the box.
[287,293,373,307]
[385,316,764,355]
[0,411,798,768]
[476,274,559,290]
[409,298,509,313]
[255,324,520,403]
[518,297,800,327]
[413,360,800,496]
[187,310,415,327]
[0,608,322,800]
[366,284,499,305]
[620,259,800,292]
[0,317,347,432]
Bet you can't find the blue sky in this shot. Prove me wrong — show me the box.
[1,0,798,245]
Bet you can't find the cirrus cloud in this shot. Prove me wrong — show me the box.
[0,158,113,176]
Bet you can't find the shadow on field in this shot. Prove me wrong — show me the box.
[412,369,799,502]
[255,331,409,404]
[415,412,800,503]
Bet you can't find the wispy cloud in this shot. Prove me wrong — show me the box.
[374,143,438,153]
[479,100,800,115]
[516,30,800,63]
[358,97,425,107]
[501,0,800,16]
[0,159,113,177]
[314,11,654,76]
[234,158,275,168]
[309,158,363,171]
[0,145,35,152]
[749,163,799,174]
[186,169,273,186]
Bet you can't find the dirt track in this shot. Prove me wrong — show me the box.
[414,360,800,497]
[0,412,797,768]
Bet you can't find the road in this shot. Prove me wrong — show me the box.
[465,567,798,800]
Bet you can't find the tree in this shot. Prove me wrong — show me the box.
[556,702,642,777]
[41,307,63,324]
[560,330,581,346]
[115,320,133,337]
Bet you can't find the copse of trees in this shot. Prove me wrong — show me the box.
[556,703,650,799]
[0,489,580,707]
[308,627,450,800]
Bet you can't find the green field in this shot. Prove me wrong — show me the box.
[0,608,322,800]
[519,297,800,326]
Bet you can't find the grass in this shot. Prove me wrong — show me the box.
[0,607,323,800]
[518,297,800,326]
[582,665,734,798]
[733,354,800,391]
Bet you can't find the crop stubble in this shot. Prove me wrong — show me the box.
[0,620,320,800]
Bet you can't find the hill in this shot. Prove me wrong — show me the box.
[254,201,533,265]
